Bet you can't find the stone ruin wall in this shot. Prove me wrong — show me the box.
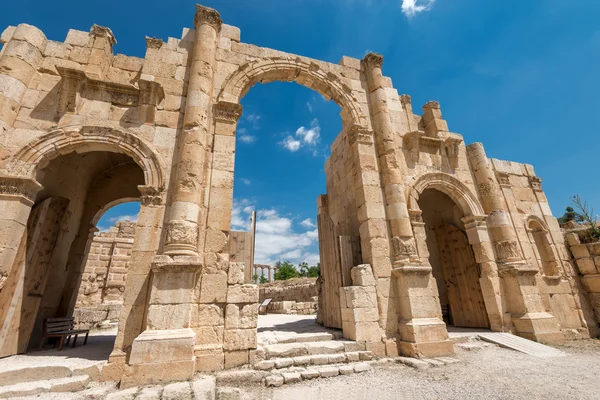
[74,221,136,329]
[258,278,318,315]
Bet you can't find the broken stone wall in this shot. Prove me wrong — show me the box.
[259,277,318,315]
[74,221,135,328]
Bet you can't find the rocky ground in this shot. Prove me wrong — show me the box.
[241,339,600,400]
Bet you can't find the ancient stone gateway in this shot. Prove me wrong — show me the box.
[0,3,597,387]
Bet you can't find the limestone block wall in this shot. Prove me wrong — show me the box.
[258,278,318,315]
[564,231,600,331]
[76,221,135,307]
[489,159,595,336]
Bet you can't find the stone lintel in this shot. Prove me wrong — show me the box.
[152,254,203,273]
[497,261,539,277]
[391,265,432,276]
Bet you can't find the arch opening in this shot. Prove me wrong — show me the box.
[527,217,560,277]
[0,146,146,359]
[418,188,490,329]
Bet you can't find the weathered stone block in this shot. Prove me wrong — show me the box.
[223,329,256,351]
[351,264,376,287]
[227,284,259,303]
[199,273,228,303]
[227,262,245,285]
[225,303,258,329]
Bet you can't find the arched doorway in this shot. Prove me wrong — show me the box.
[0,127,166,358]
[418,188,490,329]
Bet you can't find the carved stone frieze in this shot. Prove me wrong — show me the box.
[348,125,374,145]
[213,101,243,123]
[494,240,521,262]
[165,220,198,253]
[0,176,42,203]
[392,236,418,259]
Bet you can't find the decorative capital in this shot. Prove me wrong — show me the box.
[348,125,374,145]
[164,220,199,256]
[90,24,117,46]
[195,5,223,31]
[145,36,163,49]
[408,209,423,223]
[400,94,412,106]
[529,176,542,191]
[361,52,384,70]
[495,172,510,186]
[0,176,42,204]
[138,185,163,206]
[423,100,441,111]
[213,101,243,123]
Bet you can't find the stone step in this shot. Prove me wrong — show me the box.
[265,362,373,387]
[0,365,74,386]
[254,350,373,371]
[0,374,90,398]
[259,331,342,345]
[262,340,365,359]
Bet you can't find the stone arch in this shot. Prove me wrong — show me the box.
[525,215,560,277]
[407,172,485,217]
[91,197,140,227]
[217,57,366,127]
[7,125,166,192]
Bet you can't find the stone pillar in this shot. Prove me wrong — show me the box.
[467,143,563,343]
[0,176,41,289]
[163,5,222,256]
[269,266,274,282]
[0,24,47,133]
[361,53,417,267]
[462,215,504,331]
[0,176,42,357]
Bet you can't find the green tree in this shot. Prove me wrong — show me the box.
[571,195,600,242]
[259,275,268,284]
[252,274,259,284]
[274,261,298,281]
[558,206,583,225]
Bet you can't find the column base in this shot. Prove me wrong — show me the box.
[512,312,565,345]
[398,318,454,358]
[121,328,196,388]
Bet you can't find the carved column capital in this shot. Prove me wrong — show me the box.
[213,101,243,123]
[145,36,163,49]
[90,24,117,46]
[422,100,441,111]
[348,125,374,145]
[0,175,42,204]
[164,220,198,255]
[361,52,384,70]
[195,5,223,31]
[138,185,164,206]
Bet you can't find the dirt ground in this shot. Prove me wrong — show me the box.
[242,339,600,400]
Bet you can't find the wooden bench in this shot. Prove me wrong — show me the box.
[40,317,89,351]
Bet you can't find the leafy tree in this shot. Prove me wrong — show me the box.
[274,261,299,281]
[558,206,584,225]
[252,274,259,284]
[259,275,268,284]
[299,262,320,278]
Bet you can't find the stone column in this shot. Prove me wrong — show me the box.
[361,53,417,267]
[362,54,452,357]
[269,266,274,282]
[163,5,222,256]
[467,143,563,343]
[0,176,42,356]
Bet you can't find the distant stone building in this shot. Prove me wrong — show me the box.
[74,221,135,328]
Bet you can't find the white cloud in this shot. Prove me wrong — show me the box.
[245,113,261,128]
[280,136,302,152]
[279,119,321,153]
[303,252,321,265]
[300,218,316,228]
[241,178,251,185]
[231,199,320,265]
[306,101,313,113]
[401,0,435,18]
[108,214,138,223]
[296,118,321,145]
[238,128,256,144]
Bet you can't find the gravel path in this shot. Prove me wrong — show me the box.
[243,339,600,400]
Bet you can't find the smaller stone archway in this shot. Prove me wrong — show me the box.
[525,215,561,278]
[0,127,167,358]
[406,173,504,331]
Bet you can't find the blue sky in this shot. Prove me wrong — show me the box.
[3,0,599,265]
